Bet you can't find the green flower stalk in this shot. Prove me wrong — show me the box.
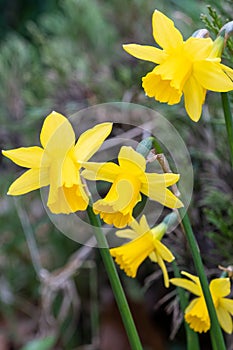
[214,22,233,168]
[86,205,143,350]
[179,208,227,350]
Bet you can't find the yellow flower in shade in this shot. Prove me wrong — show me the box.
[81,145,183,228]
[2,111,112,214]
[123,10,233,122]
[110,215,174,287]
[170,272,233,333]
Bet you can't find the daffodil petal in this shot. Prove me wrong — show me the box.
[164,173,180,186]
[216,305,233,334]
[115,229,138,240]
[49,160,63,189]
[126,216,149,236]
[138,215,150,234]
[81,162,120,182]
[118,146,146,174]
[181,271,201,285]
[194,60,233,91]
[184,37,213,60]
[75,122,112,162]
[170,277,201,296]
[221,298,233,315]
[40,111,75,157]
[153,240,174,262]
[2,146,45,168]
[149,251,158,262]
[141,173,179,194]
[183,75,206,122]
[157,253,170,287]
[162,189,183,208]
[210,278,230,298]
[221,63,233,80]
[141,172,183,208]
[123,44,167,64]
[7,168,49,195]
[62,152,79,187]
[129,218,142,235]
[152,10,183,51]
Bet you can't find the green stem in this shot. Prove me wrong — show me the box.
[179,208,226,350]
[86,205,143,350]
[221,92,233,168]
[172,260,200,350]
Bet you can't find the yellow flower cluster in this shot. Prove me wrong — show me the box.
[3,111,181,292]
[2,8,233,339]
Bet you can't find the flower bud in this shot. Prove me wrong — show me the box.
[136,137,153,158]
[192,29,210,38]
[218,21,233,44]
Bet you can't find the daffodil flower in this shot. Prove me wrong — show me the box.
[170,271,233,333]
[110,215,174,287]
[3,111,112,214]
[82,145,183,228]
[123,10,233,122]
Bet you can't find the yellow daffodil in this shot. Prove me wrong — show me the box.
[123,10,233,122]
[170,271,233,333]
[110,215,174,287]
[81,146,183,228]
[3,111,112,214]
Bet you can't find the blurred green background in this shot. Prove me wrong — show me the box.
[0,0,233,349]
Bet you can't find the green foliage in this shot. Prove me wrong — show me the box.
[203,191,233,263]
[200,4,233,63]
[20,335,56,350]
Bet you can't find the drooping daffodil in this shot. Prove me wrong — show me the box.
[170,271,233,333]
[110,214,175,287]
[123,10,233,122]
[82,145,183,228]
[3,111,112,214]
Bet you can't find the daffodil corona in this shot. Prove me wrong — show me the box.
[123,10,233,122]
[3,111,112,214]
[170,271,233,333]
[110,215,174,287]
[82,146,183,228]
